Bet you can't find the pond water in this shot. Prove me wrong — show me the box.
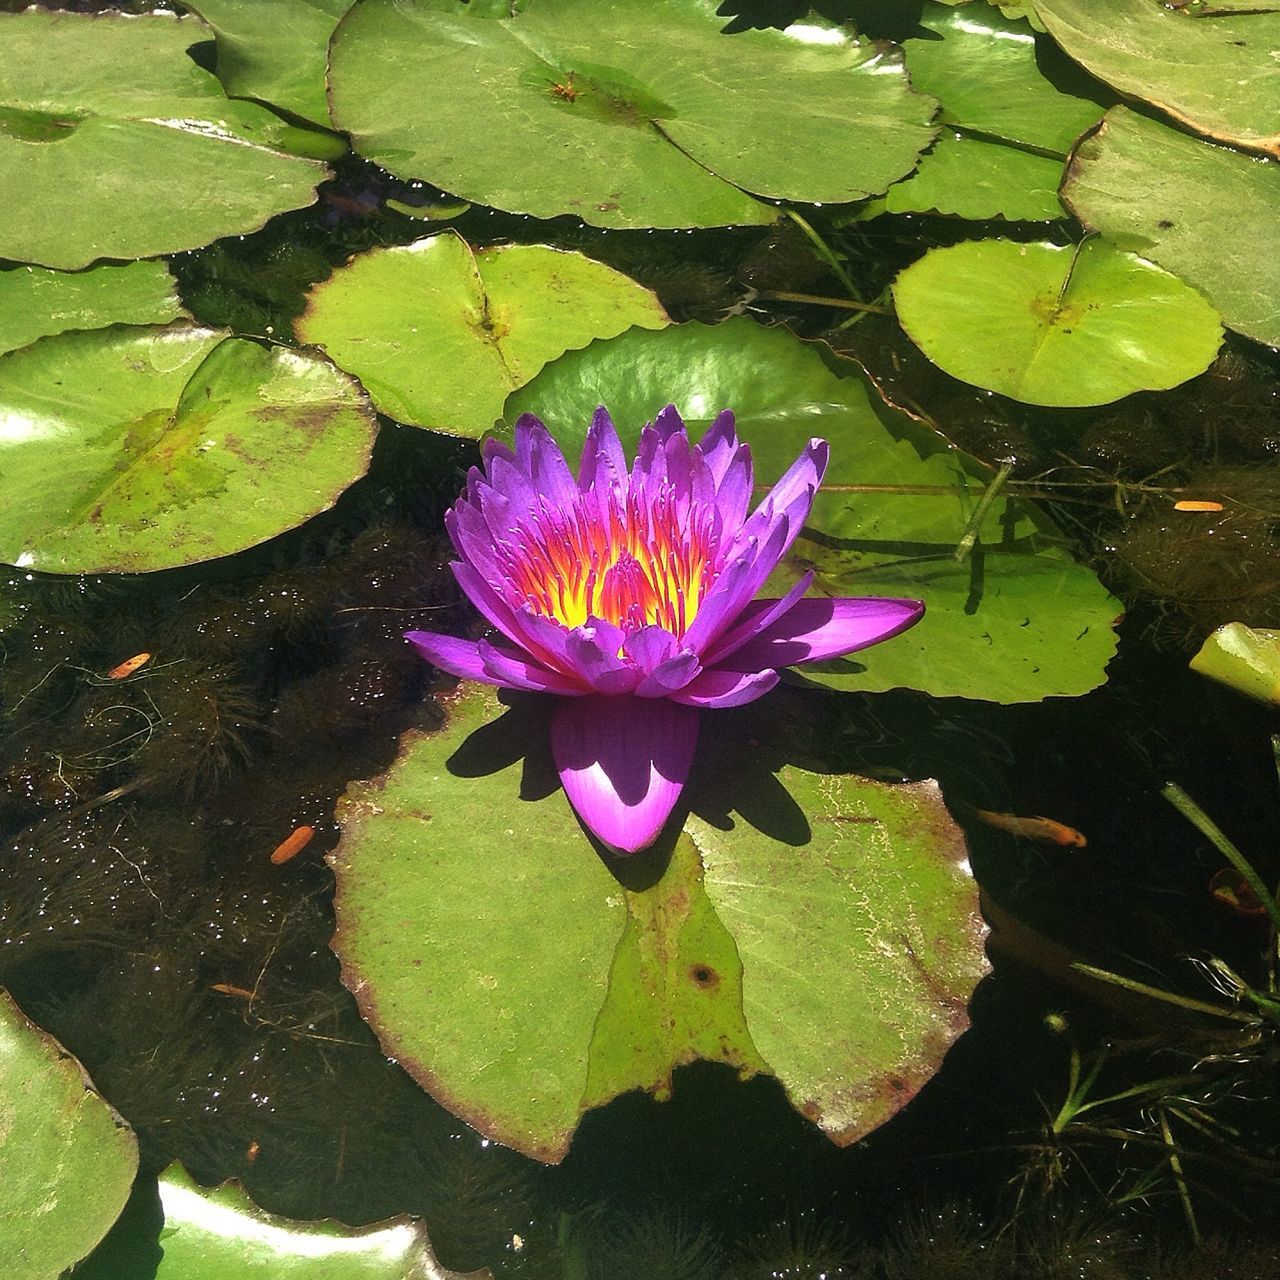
[2,1,1279,1276]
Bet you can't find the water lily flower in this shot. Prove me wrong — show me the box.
[407,406,923,854]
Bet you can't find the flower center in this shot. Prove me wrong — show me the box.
[500,485,720,636]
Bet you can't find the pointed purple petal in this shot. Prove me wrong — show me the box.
[636,651,701,696]
[721,597,925,670]
[632,423,666,493]
[696,410,739,485]
[651,404,686,443]
[552,695,699,854]
[714,442,753,532]
[669,668,779,708]
[405,631,498,685]
[663,429,693,504]
[516,416,577,508]
[704,573,814,666]
[477,638,586,693]
[516,611,639,694]
[578,406,628,497]
[451,561,526,646]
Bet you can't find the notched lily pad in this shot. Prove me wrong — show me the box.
[330,684,986,1161]
[1033,0,1280,156]
[0,9,330,268]
[0,990,139,1280]
[892,237,1223,406]
[506,318,1122,702]
[327,0,938,228]
[1063,107,1280,349]
[0,322,377,573]
[0,261,185,357]
[184,0,352,128]
[79,1163,488,1279]
[1190,622,1280,707]
[297,233,668,435]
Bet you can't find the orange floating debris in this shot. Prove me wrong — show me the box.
[1208,867,1267,916]
[246,1139,261,1165]
[107,652,151,679]
[1174,500,1224,513]
[270,824,315,865]
[210,983,255,1000]
[974,809,1088,848]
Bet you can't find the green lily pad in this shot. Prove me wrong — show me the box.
[79,1163,486,1280]
[327,0,938,229]
[905,2,1104,154]
[892,237,1223,406]
[330,684,986,1161]
[296,234,668,435]
[879,132,1067,221]
[0,990,139,1280]
[0,9,331,269]
[506,318,1121,702]
[0,262,185,357]
[1033,0,1280,156]
[1190,622,1280,708]
[0,323,377,574]
[185,0,352,128]
[1063,107,1280,349]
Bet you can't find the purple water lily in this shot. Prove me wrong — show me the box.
[407,406,923,854]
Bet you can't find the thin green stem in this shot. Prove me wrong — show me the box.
[782,208,861,301]
[1162,782,1280,939]
[954,461,1014,564]
[1072,963,1259,1023]
[1159,1107,1201,1245]
[756,289,891,314]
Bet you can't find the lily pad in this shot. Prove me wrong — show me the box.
[506,318,1121,702]
[1033,0,1280,156]
[0,9,331,269]
[879,132,1067,221]
[0,990,139,1280]
[1190,622,1280,708]
[905,2,1104,154]
[330,684,986,1161]
[0,262,185,357]
[297,234,668,434]
[185,0,352,128]
[79,1163,486,1280]
[0,323,377,574]
[1063,106,1280,349]
[327,0,938,228]
[892,237,1223,406]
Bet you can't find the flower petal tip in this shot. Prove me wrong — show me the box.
[551,695,699,854]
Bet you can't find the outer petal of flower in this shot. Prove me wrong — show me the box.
[719,597,925,670]
[477,638,586,694]
[552,695,699,854]
[704,572,814,666]
[518,610,639,694]
[651,404,686,443]
[404,631,492,683]
[668,667,779,708]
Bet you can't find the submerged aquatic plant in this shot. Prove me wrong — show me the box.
[406,406,922,852]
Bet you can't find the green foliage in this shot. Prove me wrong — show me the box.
[0,9,331,268]
[892,238,1223,406]
[327,0,938,227]
[329,683,985,1161]
[0,991,138,1280]
[1064,107,1280,348]
[297,233,669,434]
[0,325,377,573]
